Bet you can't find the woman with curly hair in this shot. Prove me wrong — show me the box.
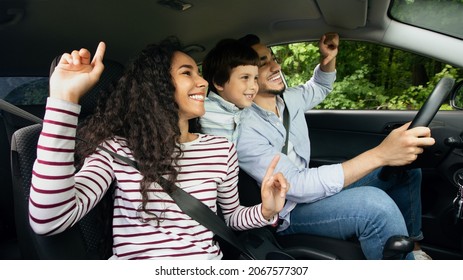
[29,39,289,260]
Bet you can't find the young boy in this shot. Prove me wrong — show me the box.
[200,39,260,143]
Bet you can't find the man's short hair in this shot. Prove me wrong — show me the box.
[238,34,261,47]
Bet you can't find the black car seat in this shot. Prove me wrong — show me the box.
[1,105,48,260]
[0,79,47,259]
[0,113,19,259]
[10,57,124,259]
[237,169,414,259]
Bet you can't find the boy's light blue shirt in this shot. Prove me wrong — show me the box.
[200,91,244,144]
[236,65,344,231]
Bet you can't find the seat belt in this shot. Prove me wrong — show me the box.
[0,99,255,260]
[281,100,290,155]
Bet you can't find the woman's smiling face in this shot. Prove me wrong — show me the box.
[171,51,209,121]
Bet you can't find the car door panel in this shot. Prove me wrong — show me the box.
[306,109,463,259]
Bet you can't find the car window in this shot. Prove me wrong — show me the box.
[272,41,463,110]
[0,77,49,105]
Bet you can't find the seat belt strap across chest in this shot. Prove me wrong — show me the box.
[281,100,290,155]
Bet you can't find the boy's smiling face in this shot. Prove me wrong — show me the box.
[215,65,259,109]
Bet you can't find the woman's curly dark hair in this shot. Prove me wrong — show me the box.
[76,37,185,222]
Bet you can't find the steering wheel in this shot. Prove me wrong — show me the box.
[378,77,455,181]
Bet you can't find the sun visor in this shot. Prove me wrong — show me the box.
[316,0,367,29]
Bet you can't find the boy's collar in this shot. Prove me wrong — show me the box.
[208,91,241,112]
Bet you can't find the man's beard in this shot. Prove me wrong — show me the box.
[262,85,286,96]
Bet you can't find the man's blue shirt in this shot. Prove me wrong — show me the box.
[236,65,344,231]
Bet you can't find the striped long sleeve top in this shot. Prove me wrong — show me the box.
[29,97,276,260]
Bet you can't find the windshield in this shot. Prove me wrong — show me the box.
[390,0,463,40]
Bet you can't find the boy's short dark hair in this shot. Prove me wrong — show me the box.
[202,38,259,94]
[238,34,261,47]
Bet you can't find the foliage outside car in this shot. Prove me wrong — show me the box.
[3,41,462,111]
[273,41,463,110]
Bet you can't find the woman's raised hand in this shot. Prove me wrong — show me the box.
[49,42,106,103]
[260,155,290,220]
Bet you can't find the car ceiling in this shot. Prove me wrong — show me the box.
[1,0,463,77]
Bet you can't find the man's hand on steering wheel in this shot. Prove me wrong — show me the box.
[374,122,435,167]
[378,77,455,180]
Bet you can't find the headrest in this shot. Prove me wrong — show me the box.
[49,55,124,119]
